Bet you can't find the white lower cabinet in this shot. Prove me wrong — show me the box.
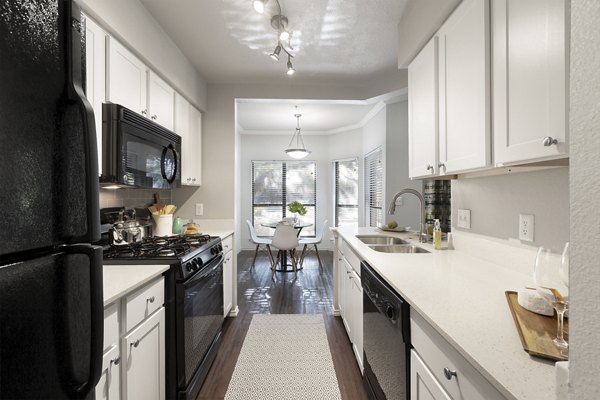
[223,234,234,317]
[410,312,504,400]
[411,350,452,400]
[97,345,121,400]
[336,238,363,372]
[122,308,165,400]
[96,277,165,400]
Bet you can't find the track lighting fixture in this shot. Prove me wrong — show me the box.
[285,108,310,159]
[252,0,298,76]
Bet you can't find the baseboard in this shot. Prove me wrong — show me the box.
[332,306,340,316]
[228,306,239,317]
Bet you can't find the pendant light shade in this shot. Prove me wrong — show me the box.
[285,111,310,159]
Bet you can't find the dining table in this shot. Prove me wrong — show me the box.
[261,221,313,272]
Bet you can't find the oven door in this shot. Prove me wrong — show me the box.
[177,254,224,388]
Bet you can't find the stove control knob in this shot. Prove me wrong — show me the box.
[211,247,217,255]
[186,262,193,272]
[196,258,203,268]
[218,244,223,252]
[192,260,199,271]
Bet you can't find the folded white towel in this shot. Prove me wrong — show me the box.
[517,287,554,316]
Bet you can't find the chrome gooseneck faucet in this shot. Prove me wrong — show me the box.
[388,188,426,243]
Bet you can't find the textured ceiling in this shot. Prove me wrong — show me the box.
[139,0,408,84]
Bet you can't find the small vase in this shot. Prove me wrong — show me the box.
[294,214,299,224]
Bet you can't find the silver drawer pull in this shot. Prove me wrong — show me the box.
[542,136,558,146]
[146,296,155,303]
[110,356,120,366]
[426,164,434,171]
[131,339,140,348]
[444,367,457,380]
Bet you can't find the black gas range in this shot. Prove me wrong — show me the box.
[103,234,225,400]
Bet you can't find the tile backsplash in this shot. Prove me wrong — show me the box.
[99,188,172,209]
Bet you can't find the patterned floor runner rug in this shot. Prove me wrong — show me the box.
[225,314,342,400]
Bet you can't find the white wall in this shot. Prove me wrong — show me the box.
[569,0,600,397]
[79,0,207,110]
[451,168,569,252]
[384,101,422,230]
[239,134,332,250]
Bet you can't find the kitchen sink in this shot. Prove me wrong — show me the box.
[368,244,430,254]
[357,235,409,245]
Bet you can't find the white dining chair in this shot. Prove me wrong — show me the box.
[299,220,328,271]
[270,222,300,279]
[246,220,274,270]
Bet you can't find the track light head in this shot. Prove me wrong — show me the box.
[253,0,266,14]
[286,56,295,75]
[270,44,282,61]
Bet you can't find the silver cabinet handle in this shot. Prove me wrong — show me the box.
[187,177,191,182]
[443,367,457,380]
[141,109,147,115]
[110,356,120,366]
[131,339,140,348]
[438,162,445,169]
[192,178,196,182]
[151,114,157,120]
[146,296,155,303]
[426,164,434,171]
[542,136,558,146]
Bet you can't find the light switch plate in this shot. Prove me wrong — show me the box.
[457,209,471,229]
[195,203,204,216]
[519,214,534,242]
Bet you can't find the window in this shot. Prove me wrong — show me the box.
[333,159,359,228]
[252,160,316,236]
[364,148,383,227]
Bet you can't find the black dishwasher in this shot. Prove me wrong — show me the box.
[362,261,411,400]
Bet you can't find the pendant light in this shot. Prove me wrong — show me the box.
[285,111,310,159]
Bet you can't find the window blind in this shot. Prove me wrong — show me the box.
[252,160,316,236]
[364,149,383,227]
[334,159,359,228]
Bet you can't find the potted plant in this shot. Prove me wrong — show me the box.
[287,201,307,223]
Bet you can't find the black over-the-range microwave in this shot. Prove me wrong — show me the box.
[100,103,181,189]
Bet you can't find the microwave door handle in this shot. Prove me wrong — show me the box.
[65,0,101,242]
[161,144,178,184]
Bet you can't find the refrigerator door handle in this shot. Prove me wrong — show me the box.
[65,0,101,243]
[64,244,104,397]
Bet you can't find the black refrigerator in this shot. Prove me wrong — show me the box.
[0,0,103,398]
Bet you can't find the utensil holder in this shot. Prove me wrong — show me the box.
[152,214,173,236]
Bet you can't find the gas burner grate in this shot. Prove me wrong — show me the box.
[104,234,216,260]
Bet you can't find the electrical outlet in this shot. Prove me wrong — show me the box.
[195,203,204,216]
[519,214,534,242]
[457,209,471,229]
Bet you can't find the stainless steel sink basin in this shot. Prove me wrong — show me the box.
[368,244,430,254]
[356,236,409,245]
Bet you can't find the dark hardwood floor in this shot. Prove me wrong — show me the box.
[196,249,368,400]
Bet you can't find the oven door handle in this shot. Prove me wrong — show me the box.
[186,255,223,284]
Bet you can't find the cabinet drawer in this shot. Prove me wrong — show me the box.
[103,302,120,352]
[341,240,361,275]
[221,235,233,254]
[125,277,164,332]
[411,312,504,400]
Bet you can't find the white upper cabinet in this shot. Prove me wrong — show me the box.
[106,37,148,116]
[174,94,202,186]
[492,0,569,165]
[147,71,175,131]
[437,0,491,175]
[408,38,439,179]
[84,16,106,175]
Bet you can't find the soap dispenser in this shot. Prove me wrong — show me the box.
[433,219,442,250]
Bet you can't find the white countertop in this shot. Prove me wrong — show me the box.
[103,264,170,306]
[202,228,234,239]
[335,226,556,400]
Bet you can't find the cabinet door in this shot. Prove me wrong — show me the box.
[411,350,452,400]
[84,16,106,176]
[96,345,121,400]
[335,247,344,316]
[174,93,194,185]
[122,308,165,400]
[147,71,174,130]
[107,37,147,116]
[223,250,233,317]
[189,106,203,186]
[493,0,568,164]
[342,258,353,340]
[350,271,363,371]
[408,38,438,178]
[438,0,491,174]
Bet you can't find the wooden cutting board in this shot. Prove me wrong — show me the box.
[505,291,568,361]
